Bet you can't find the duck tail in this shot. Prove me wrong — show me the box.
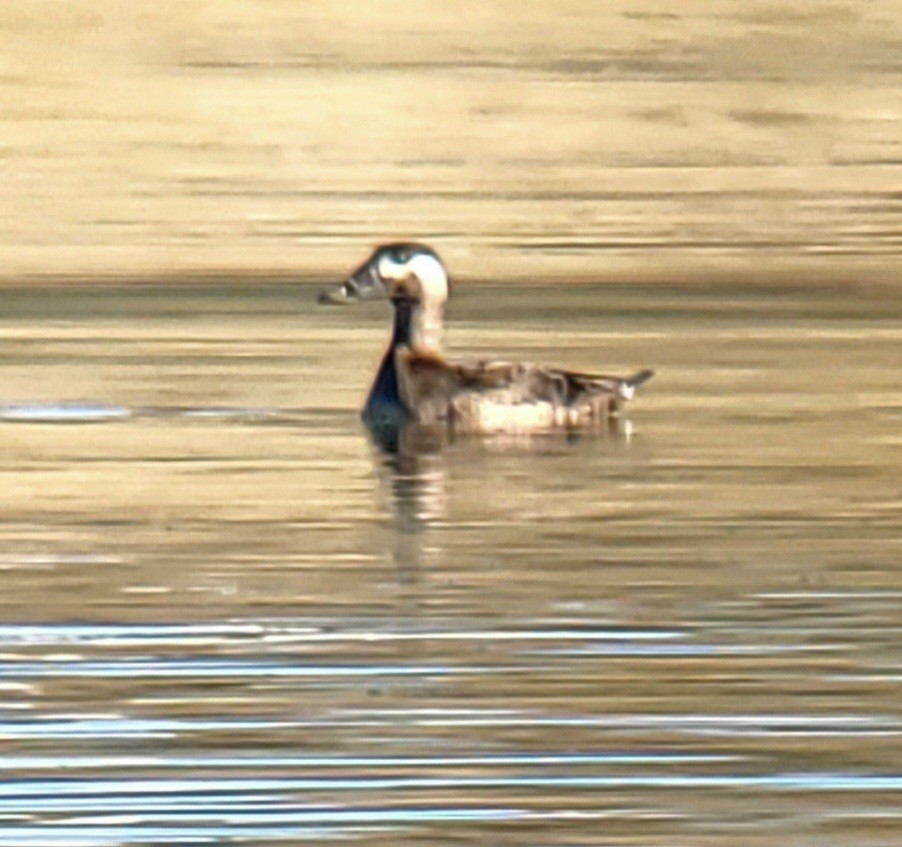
[626,369,655,389]
[619,369,655,400]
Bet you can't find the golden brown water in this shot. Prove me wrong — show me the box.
[2,1,901,284]
[0,282,899,845]
[2,2,900,841]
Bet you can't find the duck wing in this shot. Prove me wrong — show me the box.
[395,348,653,428]
[554,367,655,401]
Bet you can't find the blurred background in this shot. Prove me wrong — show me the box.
[2,0,900,285]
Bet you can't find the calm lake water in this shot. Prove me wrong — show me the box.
[0,282,899,845]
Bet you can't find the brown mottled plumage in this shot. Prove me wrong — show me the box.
[395,348,652,433]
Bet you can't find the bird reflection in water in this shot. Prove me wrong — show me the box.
[365,414,634,581]
[367,420,448,581]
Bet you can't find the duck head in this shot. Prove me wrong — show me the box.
[319,243,448,305]
[320,242,450,354]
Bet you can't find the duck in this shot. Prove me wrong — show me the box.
[320,242,654,435]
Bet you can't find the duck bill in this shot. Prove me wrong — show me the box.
[317,259,388,305]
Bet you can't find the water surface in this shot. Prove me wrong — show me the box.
[0,283,899,845]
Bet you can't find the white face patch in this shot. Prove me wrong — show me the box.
[377,251,448,307]
[376,252,406,283]
[407,253,448,307]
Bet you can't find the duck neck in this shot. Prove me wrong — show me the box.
[363,297,444,421]
[392,298,443,356]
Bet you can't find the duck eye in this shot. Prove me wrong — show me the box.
[390,248,410,264]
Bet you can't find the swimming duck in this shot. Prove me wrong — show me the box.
[321,243,654,434]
